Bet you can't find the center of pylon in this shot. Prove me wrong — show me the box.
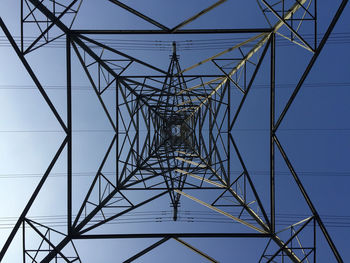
[171,125,181,137]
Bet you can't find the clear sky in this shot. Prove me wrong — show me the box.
[0,0,349,262]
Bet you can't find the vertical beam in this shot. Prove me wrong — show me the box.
[66,34,72,234]
[22,221,26,263]
[136,93,140,165]
[20,0,24,53]
[314,0,318,51]
[314,217,317,263]
[209,97,213,165]
[116,79,119,186]
[227,81,231,186]
[270,33,276,233]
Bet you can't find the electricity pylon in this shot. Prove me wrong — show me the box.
[0,0,348,262]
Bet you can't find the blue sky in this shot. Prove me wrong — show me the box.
[0,0,349,262]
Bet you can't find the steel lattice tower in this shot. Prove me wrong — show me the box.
[0,0,348,262]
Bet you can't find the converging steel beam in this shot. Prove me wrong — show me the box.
[173,237,219,263]
[177,151,270,231]
[185,0,307,118]
[0,18,68,132]
[108,0,169,31]
[274,0,349,133]
[23,0,79,55]
[175,169,226,188]
[170,0,227,33]
[179,32,267,75]
[174,189,267,233]
[229,35,272,131]
[261,0,314,52]
[179,150,301,263]
[0,137,68,261]
[266,217,314,263]
[274,135,344,262]
[123,237,171,263]
[1,0,347,261]
[25,219,72,262]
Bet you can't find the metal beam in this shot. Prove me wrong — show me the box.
[274,135,344,262]
[108,0,170,31]
[0,138,67,261]
[123,237,171,263]
[174,237,219,263]
[0,17,68,132]
[170,0,227,32]
[76,233,271,239]
[274,0,349,131]
[72,28,272,34]
[174,189,267,233]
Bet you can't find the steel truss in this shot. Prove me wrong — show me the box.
[0,0,348,262]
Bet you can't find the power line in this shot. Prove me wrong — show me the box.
[0,82,349,91]
[0,170,350,179]
[1,128,350,131]
[0,32,350,51]
[0,210,348,230]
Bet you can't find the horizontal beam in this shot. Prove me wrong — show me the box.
[72,28,273,34]
[120,187,224,190]
[76,233,271,239]
[120,75,225,78]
